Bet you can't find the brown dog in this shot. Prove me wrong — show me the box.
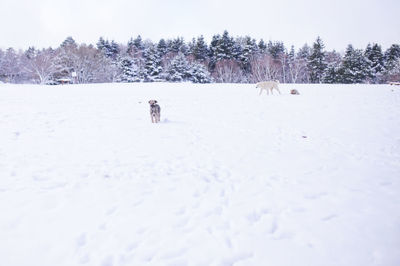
[148,100,161,123]
[290,89,300,95]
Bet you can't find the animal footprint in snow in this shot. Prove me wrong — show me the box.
[76,233,87,248]
[174,207,186,215]
[203,206,223,217]
[304,192,328,200]
[220,252,253,265]
[246,209,270,224]
[246,211,262,224]
[101,255,114,266]
[174,217,190,228]
[105,206,117,215]
[126,242,139,252]
[322,214,338,221]
[79,254,90,264]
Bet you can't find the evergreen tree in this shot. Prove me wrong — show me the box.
[96,37,119,59]
[322,65,339,84]
[190,62,212,83]
[143,45,163,82]
[209,34,220,57]
[298,44,311,60]
[127,36,145,57]
[53,40,80,81]
[116,57,140,82]
[157,39,168,57]
[188,38,196,56]
[133,35,144,51]
[127,37,135,55]
[217,30,235,60]
[97,37,108,51]
[295,44,312,83]
[192,35,209,61]
[25,47,37,60]
[267,41,285,59]
[0,48,4,69]
[258,39,267,54]
[364,43,384,83]
[384,44,400,72]
[166,53,191,82]
[109,41,120,60]
[239,36,258,74]
[208,31,235,71]
[209,31,235,61]
[231,39,243,61]
[385,58,400,81]
[322,50,342,83]
[96,37,105,49]
[208,34,221,71]
[61,37,77,49]
[169,37,188,55]
[382,44,400,82]
[288,46,295,62]
[338,44,368,83]
[308,36,327,83]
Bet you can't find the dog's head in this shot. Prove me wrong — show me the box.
[148,100,158,106]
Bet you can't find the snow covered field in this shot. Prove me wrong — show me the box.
[0,82,399,266]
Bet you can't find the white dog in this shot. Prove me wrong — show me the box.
[256,80,281,95]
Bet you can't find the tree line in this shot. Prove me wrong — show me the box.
[0,31,399,85]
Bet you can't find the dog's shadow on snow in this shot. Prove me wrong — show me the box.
[157,118,187,125]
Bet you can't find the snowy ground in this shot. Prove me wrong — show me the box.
[0,82,399,266]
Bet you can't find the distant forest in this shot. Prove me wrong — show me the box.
[1,31,399,84]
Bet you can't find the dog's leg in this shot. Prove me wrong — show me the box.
[259,88,263,95]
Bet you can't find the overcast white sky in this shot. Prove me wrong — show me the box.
[1,0,399,52]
